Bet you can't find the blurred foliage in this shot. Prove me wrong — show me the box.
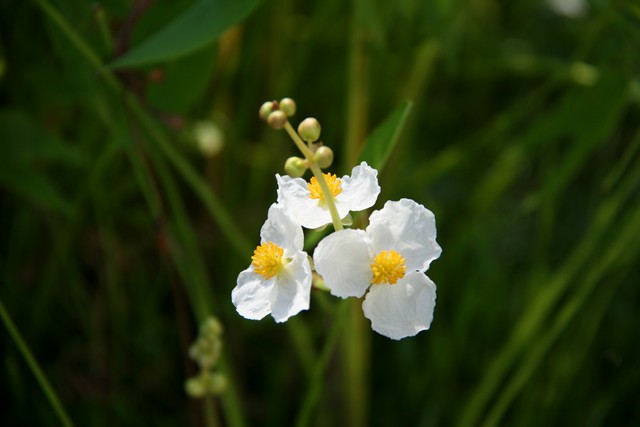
[1,0,639,426]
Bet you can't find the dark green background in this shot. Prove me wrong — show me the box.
[1,0,639,426]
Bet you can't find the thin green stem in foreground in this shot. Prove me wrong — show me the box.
[0,298,76,427]
[283,121,344,231]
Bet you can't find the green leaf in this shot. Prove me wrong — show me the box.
[110,0,261,69]
[146,47,218,114]
[357,100,413,171]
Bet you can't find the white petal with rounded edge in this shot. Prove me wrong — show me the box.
[232,267,274,320]
[260,203,303,254]
[270,252,312,323]
[362,271,436,340]
[313,229,372,298]
[367,199,442,272]
[276,174,333,229]
[337,162,381,212]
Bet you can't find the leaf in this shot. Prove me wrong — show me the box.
[146,47,218,114]
[357,100,413,171]
[110,0,261,69]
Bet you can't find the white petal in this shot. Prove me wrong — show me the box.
[367,199,442,272]
[260,203,303,254]
[337,162,381,212]
[313,229,372,298]
[362,271,436,340]
[270,252,312,322]
[276,174,333,229]
[232,267,274,320]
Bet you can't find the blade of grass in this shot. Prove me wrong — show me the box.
[0,298,76,427]
[458,150,640,427]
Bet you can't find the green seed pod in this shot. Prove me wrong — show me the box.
[279,98,297,117]
[313,146,334,168]
[298,117,321,142]
[259,101,275,121]
[267,110,287,129]
[284,156,307,178]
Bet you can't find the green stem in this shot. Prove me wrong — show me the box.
[33,0,119,92]
[283,122,344,231]
[0,298,76,427]
[204,396,220,427]
[295,300,350,427]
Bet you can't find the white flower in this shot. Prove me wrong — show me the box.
[232,204,312,323]
[276,161,381,229]
[313,199,442,340]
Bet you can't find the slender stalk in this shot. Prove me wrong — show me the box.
[0,298,76,427]
[295,300,350,427]
[33,0,119,92]
[204,396,220,427]
[283,122,344,231]
[344,0,369,167]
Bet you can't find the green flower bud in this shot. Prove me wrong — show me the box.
[298,118,321,142]
[313,146,333,168]
[185,376,207,398]
[279,98,297,117]
[193,121,224,157]
[284,156,307,177]
[201,317,223,338]
[267,110,287,129]
[259,101,275,121]
[207,373,228,394]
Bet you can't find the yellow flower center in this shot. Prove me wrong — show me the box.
[308,173,342,202]
[370,250,407,285]
[252,242,286,280]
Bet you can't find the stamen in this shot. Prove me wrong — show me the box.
[308,173,342,202]
[370,250,407,285]
[252,242,286,280]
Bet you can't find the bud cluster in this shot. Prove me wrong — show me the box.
[259,98,335,175]
[184,317,227,398]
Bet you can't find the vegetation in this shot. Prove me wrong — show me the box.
[1,0,639,426]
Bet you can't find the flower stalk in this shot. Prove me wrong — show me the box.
[283,121,344,231]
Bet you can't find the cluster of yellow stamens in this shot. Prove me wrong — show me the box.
[370,250,407,285]
[252,242,286,280]
[308,173,342,202]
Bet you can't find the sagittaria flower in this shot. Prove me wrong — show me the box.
[313,199,442,340]
[276,161,380,229]
[232,204,312,323]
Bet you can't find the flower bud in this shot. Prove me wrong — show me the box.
[267,110,287,129]
[298,117,321,142]
[193,121,224,158]
[201,317,223,338]
[259,101,274,121]
[279,98,296,117]
[185,376,207,398]
[313,146,333,168]
[284,156,307,178]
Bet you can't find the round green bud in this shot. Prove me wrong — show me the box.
[267,110,287,129]
[202,317,223,337]
[259,101,274,121]
[313,146,333,168]
[208,373,228,394]
[284,156,307,178]
[298,118,321,142]
[185,376,207,398]
[279,98,297,117]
